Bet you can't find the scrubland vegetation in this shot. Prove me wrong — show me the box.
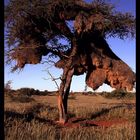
[5,88,135,140]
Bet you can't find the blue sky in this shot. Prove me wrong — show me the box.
[4,0,136,92]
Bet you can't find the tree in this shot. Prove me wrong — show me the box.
[5,0,135,124]
[5,80,12,92]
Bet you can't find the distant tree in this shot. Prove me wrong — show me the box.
[5,0,135,124]
[5,80,12,92]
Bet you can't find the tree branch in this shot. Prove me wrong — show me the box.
[46,70,60,90]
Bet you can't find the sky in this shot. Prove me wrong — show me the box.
[4,0,136,92]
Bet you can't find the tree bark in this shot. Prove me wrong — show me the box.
[63,68,74,115]
[57,38,77,124]
[57,68,74,124]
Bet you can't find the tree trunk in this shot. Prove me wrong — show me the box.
[64,68,74,115]
[57,38,77,124]
[57,68,74,124]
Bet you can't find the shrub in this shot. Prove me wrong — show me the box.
[16,88,40,96]
[101,89,135,99]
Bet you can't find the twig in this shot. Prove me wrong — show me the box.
[43,70,61,90]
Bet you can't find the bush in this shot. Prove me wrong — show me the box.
[16,88,40,96]
[101,89,135,99]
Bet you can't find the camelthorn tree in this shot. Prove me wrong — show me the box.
[5,0,135,124]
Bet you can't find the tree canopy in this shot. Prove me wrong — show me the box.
[5,0,135,70]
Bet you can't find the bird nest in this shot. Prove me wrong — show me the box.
[55,39,135,91]
[11,44,48,68]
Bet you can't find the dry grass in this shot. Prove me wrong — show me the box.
[5,91,135,140]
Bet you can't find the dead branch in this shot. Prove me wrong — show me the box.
[43,70,61,90]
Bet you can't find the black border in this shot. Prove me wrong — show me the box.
[0,0,4,139]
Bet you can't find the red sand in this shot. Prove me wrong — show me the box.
[55,117,128,128]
